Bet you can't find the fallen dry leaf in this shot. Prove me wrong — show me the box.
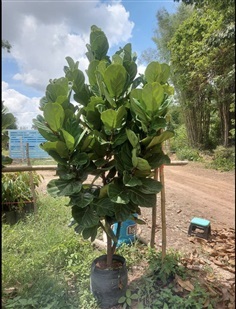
[175,275,194,292]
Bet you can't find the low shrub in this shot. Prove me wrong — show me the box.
[206,146,235,171]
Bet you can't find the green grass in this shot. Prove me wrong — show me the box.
[2,195,223,309]
[2,194,100,308]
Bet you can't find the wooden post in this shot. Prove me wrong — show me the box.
[150,168,159,248]
[160,164,166,261]
[26,143,37,214]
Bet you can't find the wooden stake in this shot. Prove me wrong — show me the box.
[160,164,166,261]
[150,168,159,248]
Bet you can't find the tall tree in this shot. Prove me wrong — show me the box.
[142,1,235,148]
[169,3,235,147]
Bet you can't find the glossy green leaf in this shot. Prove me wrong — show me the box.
[82,226,98,241]
[61,129,75,151]
[123,171,142,187]
[45,77,69,103]
[160,63,171,83]
[126,129,139,148]
[72,205,100,228]
[142,82,164,114]
[87,60,99,86]
[114,204,132,222]
[145,61,162,83]
[94,198,115,216]
[129,188,156,207]
[44,103,65,131]
[69,192,94,208]
[90,25,109,60]
[71,69,85,93]
[40,141,69,158]
[37,126,58,142]
[108,183,130,204]
[104,64,127,98]
[147,131,174,149]
[138,178,162,194]
[101,106,126,130]
[47,179,82,197]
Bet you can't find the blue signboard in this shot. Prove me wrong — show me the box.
[8,130,50,159]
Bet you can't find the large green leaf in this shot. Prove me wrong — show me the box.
[130,97,150,125]
[129,188,156,207]
[132,149,151,171]
[146,153,171,169]
[82,226,98,241]
[45,77,69,103]
[118,142,133,171]
[72,205,100,228]
[138,178,162,194]
[71,69,85,93]
[84,96,104,129]
[44,103,65,131]
[108,183,130,204]
[114,204,133,222]
[124,61,137,82]
[90,25,109,60]
[104,64,127,98]
[142,82,164,114]
[47,179,82,197]
[101,106,126,130]
[87,60,99,86]
[38,128,58,142]
[123,171,142,187]
[126,129,139,148]
[70,152,89,166]
[69,192,94,208]
[94,198,115,217]
[40,141,69,158]
[147,130,174,150]
[145,62,162,83]
[61,129,75,151]
[160,63,171,83]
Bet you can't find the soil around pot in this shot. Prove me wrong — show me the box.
[95,258,124,270]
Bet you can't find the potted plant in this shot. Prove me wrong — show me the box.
[33,25,174,308]
[2,172,42,225]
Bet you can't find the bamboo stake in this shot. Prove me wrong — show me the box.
[150,168,159,248]
[26,143,38,214]
[159,164,166,261]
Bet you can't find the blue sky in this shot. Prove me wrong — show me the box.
[2,0,179,129]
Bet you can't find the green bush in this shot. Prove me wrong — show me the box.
[207,146,235,171]
[2,172,43,212]
[176,147,201,161]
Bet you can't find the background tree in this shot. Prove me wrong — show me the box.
[141,0,235,150]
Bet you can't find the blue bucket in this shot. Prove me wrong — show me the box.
[112,215,137,247]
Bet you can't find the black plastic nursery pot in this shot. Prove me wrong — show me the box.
[90,254,128,308]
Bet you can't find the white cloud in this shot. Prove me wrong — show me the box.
[2,81,42,129]
[2,0,134,92]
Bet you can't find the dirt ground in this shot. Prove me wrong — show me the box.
[36,160,235,244]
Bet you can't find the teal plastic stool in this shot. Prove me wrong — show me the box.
[188,217,211,240]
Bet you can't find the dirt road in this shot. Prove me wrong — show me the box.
[36,161,235,252]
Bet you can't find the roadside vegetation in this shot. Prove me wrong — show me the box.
[2,194,233,308]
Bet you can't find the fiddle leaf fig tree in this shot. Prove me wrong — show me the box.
[34,25,174,267]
